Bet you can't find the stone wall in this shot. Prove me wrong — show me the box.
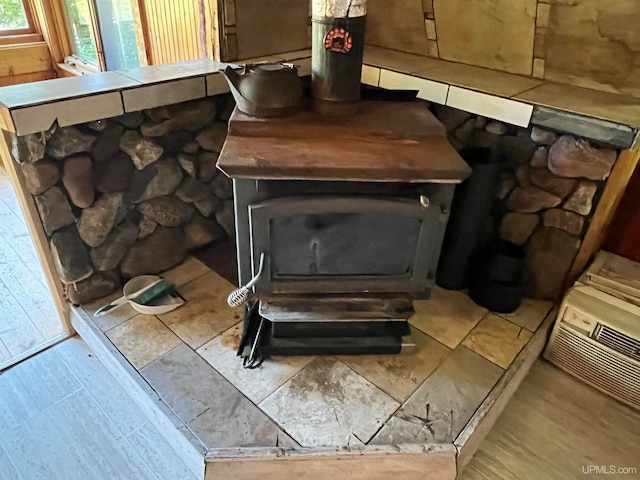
[6,95,620,305]
[432,105,619,299]
[8,96,236,305]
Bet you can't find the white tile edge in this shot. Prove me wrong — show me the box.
[12,92,125,136]
[361,65,381,87]
[379,70,448,105]
[207,73,231,96]
[121,77,207,113]
[446,86,533,128]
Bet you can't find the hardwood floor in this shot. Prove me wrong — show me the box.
[0,164,62,367]
[460,359,640,480]
[0,337,196,480]
[0,338,638,479]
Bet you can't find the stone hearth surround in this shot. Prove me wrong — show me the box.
[0,47,639,479]
[1,48,638,305]
[2,91,624,303]
[10,97,236,304]
[436,105,619,299]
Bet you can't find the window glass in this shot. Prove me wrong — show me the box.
[0,0,30,32]
[62,0,98,65]
[95,0,140,70]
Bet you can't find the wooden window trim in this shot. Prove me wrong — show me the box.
[0,33,43,46]
[58,56,100,76]
[55,0,105,71]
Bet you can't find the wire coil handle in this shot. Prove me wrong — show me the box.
[227,253,265,307]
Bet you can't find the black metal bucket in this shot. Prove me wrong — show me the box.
[311,15,366,115]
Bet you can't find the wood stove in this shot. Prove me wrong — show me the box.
[217,101,470,358]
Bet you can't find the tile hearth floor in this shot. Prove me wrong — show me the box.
[77,256,553,455]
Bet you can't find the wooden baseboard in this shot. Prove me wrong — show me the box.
[205,445,457,480]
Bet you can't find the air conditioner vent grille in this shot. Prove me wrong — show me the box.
[594,324,640,362]
[546,325,640,410]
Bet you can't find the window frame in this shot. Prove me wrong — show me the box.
[0,0,39,37]
[59,0,105,70]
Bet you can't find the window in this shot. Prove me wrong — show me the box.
[62,0,99,66]
[61,0,140,71]
[0,0,36,35]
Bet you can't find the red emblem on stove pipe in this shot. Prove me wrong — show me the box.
[324,28,353,53]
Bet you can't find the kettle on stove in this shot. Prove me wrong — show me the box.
[221,62,304,117]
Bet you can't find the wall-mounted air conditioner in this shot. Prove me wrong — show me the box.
[544,283,640,411]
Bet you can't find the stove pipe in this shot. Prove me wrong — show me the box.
[311,0,367,115]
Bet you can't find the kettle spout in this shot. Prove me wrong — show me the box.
[221,66,245,101]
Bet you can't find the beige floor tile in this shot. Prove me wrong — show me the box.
[82,291,139,332]
[106,314,182,370]
[157,271,242,349]
[160,256,210,287]
[341,327,451,402]
[197,322,315,404]
[259,358,400,447]
[495,298,554,332]
[462,313,533,369]
[370,346,504,445]
[410,287,487,349]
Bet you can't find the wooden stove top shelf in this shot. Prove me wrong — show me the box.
[217,101,472,183]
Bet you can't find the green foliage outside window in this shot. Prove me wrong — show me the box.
[0,0,29,31]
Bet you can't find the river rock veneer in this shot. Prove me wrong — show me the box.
[15,96,235,304]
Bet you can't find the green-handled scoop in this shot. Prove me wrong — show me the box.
[94,279,175,317]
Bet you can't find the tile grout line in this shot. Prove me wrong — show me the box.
[196,340,311,406]
[56,342,150,441]
[0,272,46,357]
[0,434,26,480]
[459,311,535,370]
[408,317,467,351]
[114,431,165,480]
[0,336,12,361]
[72,340,200,479]
[180,339,298,448]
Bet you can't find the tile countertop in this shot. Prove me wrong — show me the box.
[0,46,639,143]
